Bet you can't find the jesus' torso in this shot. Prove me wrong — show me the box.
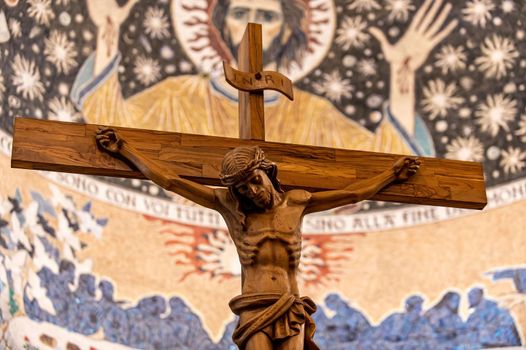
[215,189,312,296]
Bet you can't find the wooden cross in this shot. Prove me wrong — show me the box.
[222,23,293,141]
[11,24,486,210]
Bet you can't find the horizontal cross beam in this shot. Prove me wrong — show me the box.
[11,118,487,209]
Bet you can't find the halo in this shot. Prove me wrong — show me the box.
[171,0,336,82]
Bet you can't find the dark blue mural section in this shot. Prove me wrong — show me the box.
[314,290,521,350]
[22,261,522,350]
[24,262,230,350]
[488,267,526,294]
[22,263,234,349]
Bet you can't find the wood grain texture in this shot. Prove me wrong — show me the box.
[11,118,487,209]
[238,23,265,141]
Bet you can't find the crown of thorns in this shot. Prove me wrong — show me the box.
[220,146,276,187]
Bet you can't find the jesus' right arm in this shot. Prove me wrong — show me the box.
[95,127,218,210]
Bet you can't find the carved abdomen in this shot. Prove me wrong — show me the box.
[236,230,302,269]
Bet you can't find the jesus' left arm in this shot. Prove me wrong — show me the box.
[303,157,420,214]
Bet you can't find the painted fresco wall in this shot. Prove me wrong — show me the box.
[0,0,525,349]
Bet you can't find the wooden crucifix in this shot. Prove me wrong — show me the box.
[11,23,486,350]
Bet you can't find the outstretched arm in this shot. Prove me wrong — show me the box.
[370,0,457,135]
[96,127,217,209]
[87,0,139,75]
[304,157,420,214]
[72,0,141,127]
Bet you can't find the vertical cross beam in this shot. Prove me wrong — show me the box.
[223,23,293,141]
[237,23,265,140]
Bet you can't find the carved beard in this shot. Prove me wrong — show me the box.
[241,189,273,212]
[225,27,286,69]
[253,190,272,209]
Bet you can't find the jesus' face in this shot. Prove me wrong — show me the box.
[224,0,285,51]
[234,169,275,209]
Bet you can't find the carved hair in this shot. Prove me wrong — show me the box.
[211,0,308,69]
[220,146,282,191]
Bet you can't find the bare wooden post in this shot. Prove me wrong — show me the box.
[224,23,294,141]
[237,23,265,140]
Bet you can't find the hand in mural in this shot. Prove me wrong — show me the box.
[87,0,139,74]
[369,0,457,135]
[86,0,137,29]
[370,0,457,74]
[96,127,124,154]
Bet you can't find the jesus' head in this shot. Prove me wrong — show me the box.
[220,146,283,211]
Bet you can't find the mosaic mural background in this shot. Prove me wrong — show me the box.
[0,0,525,349]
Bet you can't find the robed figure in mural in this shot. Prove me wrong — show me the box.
[96,128,420,349]
[74,0,456,157]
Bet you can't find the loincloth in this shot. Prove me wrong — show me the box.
[229,292,319,349]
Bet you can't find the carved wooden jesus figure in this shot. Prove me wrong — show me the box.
[96,128,420,350]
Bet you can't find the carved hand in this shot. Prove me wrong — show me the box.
[96,127,124,154]
[393,157,420,182]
